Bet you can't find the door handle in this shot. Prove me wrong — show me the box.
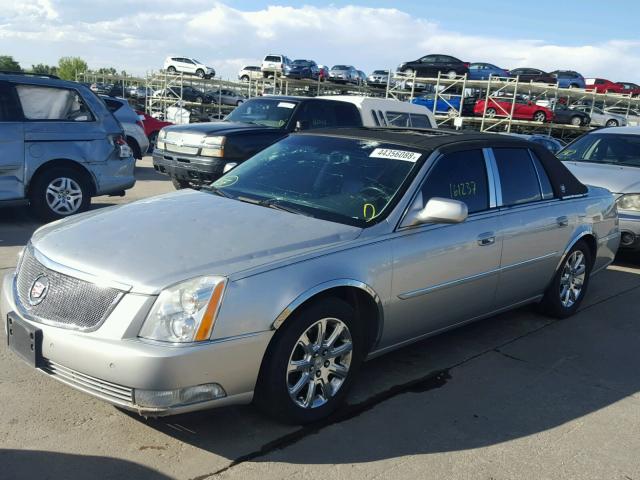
[556,216,569,227]
[477,233,496,246]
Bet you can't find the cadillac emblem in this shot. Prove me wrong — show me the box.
[29,275,50,306]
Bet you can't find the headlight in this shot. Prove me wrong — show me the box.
[139,276,226,343]
[616,193,640,212]
[222,162,238,173]
[158,129,167,140]
[201,136,226,158]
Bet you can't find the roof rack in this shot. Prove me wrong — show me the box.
[0,71,60,79]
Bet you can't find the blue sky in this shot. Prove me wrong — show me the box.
[1,1,639,81]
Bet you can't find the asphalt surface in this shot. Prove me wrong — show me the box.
[1,157,639,480]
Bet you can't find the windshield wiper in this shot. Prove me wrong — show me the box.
[201,184,233,198]
[258,198,314,217]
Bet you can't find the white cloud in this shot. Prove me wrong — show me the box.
[1,1,639,82]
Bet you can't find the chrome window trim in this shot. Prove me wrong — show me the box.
[31,245,132,292]
[484,148,503,206]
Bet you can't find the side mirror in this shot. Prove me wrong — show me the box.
[405,197,468,227]
[295,120,310,131]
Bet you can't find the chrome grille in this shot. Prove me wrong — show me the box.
[41,359,133,405]
[165,131,204,145]
[15,246,123,331]
[165,144,200,155]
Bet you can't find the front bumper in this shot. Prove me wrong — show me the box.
[152,150,225,184]
[619,212,640,250]
[1,271,273,416]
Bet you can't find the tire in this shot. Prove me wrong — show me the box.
[404,68,414,76]
[570,83,580,89]
[486,107,497,118]
[446,70,457,79]
[171,177,192,190]
[255,297,364,424]
[195,96,203,104]
[236,100,243,106]
[447,107,458,117]
[240,75,250,82]
[29,166,91,222]
[570,116,583,126]
[539,241,592,319]
[148,131,158,153]
[533,111,547,122]
[605,119,619,127]
[126,137,141,160]
[196,69,205,78]
[167,66,176,73]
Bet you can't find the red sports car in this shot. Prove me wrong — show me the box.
[584,78,625,94]
[474,99,554,122]
[136,111,172,150]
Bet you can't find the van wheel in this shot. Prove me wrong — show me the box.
[30,167,91,222]
[539,241,592,319]
[255,297,364,424]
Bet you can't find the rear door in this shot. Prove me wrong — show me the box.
[490,147,573,307]
[0,81,25,200]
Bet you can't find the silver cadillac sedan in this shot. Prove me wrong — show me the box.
[2,128,620,424]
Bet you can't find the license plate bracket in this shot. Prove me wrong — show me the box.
[6,312,42,367]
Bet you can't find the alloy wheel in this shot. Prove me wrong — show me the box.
[559,251,586,308]
[534,112,546,122]
[45,177,83,215]
[286,318,353,409]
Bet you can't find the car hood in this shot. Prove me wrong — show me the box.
[30,190,362,294]
[562,161,640,193]
[163,121,278,136]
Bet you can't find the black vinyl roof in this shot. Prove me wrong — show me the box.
[301,127,588,199]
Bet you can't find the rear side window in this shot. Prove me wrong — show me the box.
[16,85,94,122]
[296,101,362,129]
[421,149,489,214]
[103,98,123,113]
[386,111,410,127]
[371,109,380,126]
[493,148,542,206]
[530,150,554,200]
[0,82,22,121]
[409,113,431,128]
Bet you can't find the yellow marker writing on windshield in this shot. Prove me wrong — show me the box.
[363,203,376,221]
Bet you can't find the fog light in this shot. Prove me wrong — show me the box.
[134,383,226,408]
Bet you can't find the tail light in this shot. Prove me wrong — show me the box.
[463,62,470,68]
[112,134,133,158]
[113,135,127,146]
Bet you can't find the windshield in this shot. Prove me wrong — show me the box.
[225,98,297,128]
[558,134,640,167]
[210,135,424,227]
[332,65,349,70]
[372,70,387,75]
[293,60,311,66]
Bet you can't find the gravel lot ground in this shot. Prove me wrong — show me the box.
[1,156,639,480]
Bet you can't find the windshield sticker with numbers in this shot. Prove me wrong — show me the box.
[369,148,421,162]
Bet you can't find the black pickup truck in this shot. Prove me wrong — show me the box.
[153,96,363,188]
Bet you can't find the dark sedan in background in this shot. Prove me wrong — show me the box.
[510,68,557,84]
[397,54,469,78]
[286,59,320,80]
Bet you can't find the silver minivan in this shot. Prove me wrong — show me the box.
[0,73,136,220]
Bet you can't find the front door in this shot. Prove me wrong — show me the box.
[386,148,501,346]
[0,81,25,201]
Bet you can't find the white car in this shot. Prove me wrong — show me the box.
[570,105,627,128]
[261,54,292,78]
[320,96,437,129]
[238,66,262,82]
[163,57,215,79]
[605,107,640,126]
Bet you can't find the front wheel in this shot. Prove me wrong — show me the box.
[255,297,364,424]
[240,75,249,82]
[29,167,91,222]
[196,69,205,78]
[605,119,619,127]
[539,241,592,318]
[486,107,497,118]
[167,66,176,73]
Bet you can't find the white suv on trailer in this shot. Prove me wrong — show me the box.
[163,57,215,79]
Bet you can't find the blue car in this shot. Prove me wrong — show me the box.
[550,70,586,89]
[468,62,510,80]
[411,95,476,116]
